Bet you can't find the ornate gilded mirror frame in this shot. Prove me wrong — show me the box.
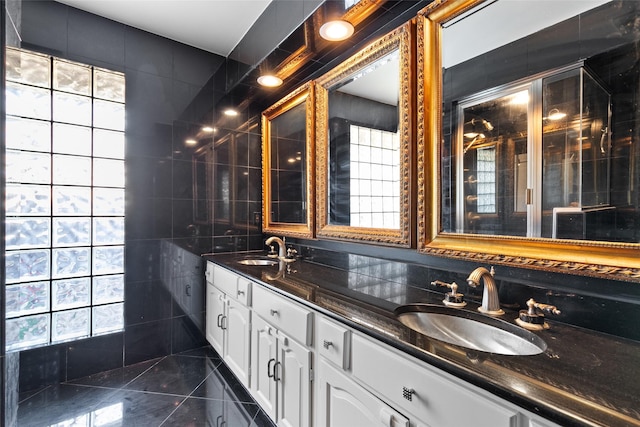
[417,0,640,282]
[262,81,315,238]
[315,22,415,246]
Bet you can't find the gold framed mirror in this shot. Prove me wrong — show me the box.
[262,81,315,238]
[418,0,640,281]
[315,21,414,246]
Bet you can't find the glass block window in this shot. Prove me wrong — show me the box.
[4,47,126,352]
[476,146,497,213]
[349,125,400,228]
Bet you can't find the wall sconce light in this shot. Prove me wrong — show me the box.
[257,75,283,87]
[319,19,354,41]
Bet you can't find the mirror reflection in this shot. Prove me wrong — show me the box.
[262,82,314,238]
[269,101,307,224]
[441,0,639,243]
[316,22,412,246]
[328,50,401,228]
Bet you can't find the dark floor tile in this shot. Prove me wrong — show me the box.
[251,408,278,427]
[177,345,222,361]
[124,355,209,396]
[65,358,161,389]
[18,386,47,405]
[94,389,185,427]
[161,396,264,427]
[17,384,117,426]
[197,358,257,404]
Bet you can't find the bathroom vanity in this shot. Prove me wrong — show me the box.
[204,252,640,427]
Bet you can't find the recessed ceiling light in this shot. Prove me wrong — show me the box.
[257,75,283,87]
[319,20,354,41]
[201,126,215,133]
[185,139,197,146]
[224,109,238,117]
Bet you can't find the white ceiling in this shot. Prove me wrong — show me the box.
[55,0,273,57]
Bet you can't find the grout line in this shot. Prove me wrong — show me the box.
[158,395,189,427]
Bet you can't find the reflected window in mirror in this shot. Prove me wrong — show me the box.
[348,124,400,228]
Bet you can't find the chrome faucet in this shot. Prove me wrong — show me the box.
[466,266,504,316]
[265,236,286,258]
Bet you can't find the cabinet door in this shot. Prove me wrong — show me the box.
[224,298,251,388]
[316,358,409,427]
[206,284,225,355]
[251,315,278,420]
[277,333,312,427]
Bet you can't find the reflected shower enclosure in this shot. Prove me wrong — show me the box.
[449,64,611,240]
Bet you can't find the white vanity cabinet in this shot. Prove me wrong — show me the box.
[205,263,252,388]
[351,333,525,427]
[205,261,563,427]
[251,285,313,427]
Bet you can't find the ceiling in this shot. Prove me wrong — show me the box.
[55,0,273,57]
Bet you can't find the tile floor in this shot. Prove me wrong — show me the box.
[17,346,276,427]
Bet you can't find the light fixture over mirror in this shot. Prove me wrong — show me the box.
[418,0,640,281]
[319,20,355,41]
[257,74,283,87]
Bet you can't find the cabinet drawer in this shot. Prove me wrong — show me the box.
[236,277,252,306]
[212,264,238,296]
[317,316,350,370]
[253,285,313,345]
[351,334,519,427]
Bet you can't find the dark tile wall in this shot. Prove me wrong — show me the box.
[9,0,224,392]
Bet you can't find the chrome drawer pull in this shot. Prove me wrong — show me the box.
[402,387,415,401]
[323,340,333,349]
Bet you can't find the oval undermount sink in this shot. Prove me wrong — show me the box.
[394,304,547,356]
[237,258,279,266]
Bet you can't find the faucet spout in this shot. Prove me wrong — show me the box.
[466,266,504,316]
[265,236,286,258]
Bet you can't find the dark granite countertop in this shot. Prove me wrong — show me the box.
[204,252,640,427]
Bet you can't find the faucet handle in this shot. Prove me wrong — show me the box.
[282,247,298,263]
[266,245,278,258]
[515,298,561,330]
[430,280,466,308]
